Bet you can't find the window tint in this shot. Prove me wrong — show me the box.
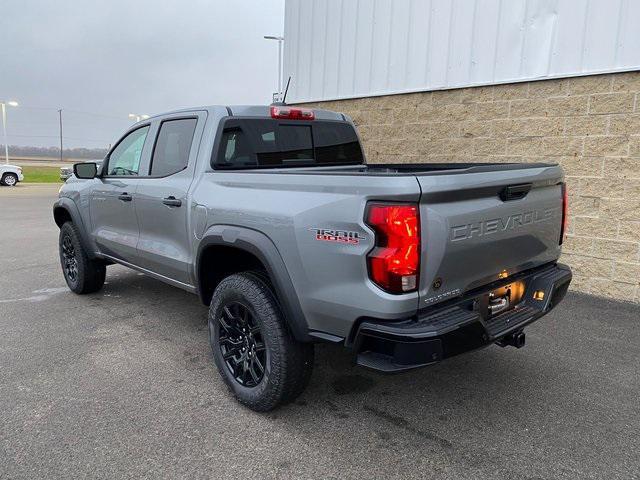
[107,126,149,176]
[214,119,363,169]
[313,122,364,165]
[150,118,197,177]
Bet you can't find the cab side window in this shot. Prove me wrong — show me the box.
[149,118,198,177]
[106,126,150,176]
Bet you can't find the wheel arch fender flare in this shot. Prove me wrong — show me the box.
[53,197,97,258]
[196,225,310,342]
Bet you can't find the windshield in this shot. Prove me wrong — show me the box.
[213,118,364,169]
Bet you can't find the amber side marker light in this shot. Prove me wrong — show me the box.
[533,290,545,301]
[498,270,508,279]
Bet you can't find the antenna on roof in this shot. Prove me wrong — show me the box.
[272,76,292,106]
[282,76,291,104]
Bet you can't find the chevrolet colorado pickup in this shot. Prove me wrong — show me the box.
[53,104,571,411]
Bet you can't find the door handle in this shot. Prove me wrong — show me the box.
[118,192,132,202]
[162,196,182,207]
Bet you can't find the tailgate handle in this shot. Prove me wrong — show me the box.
[500,183,532,201]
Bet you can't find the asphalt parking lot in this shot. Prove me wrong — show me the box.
[1,184,639,479]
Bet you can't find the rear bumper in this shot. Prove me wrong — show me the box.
[352,263,572,373]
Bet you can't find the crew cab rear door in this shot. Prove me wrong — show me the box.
[415,164,565,308]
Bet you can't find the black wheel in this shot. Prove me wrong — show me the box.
[2,173,18,186]
[59,222,106,294]
[208,272,314,411]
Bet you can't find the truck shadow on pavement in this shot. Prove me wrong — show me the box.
[102,272,551,409]
[98,265,557,413]
[85,267,635,478]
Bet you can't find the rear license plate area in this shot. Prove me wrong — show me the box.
[476,280,525,319]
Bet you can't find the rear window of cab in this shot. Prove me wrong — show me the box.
[212,118,364,169]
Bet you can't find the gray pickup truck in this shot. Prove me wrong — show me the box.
[53,104,571,411]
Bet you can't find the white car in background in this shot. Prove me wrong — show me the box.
[0,164,24,186]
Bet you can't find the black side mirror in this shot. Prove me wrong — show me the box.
[73,162,97,179]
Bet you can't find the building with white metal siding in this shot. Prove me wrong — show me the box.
[284,0,640,103]
[284,0,640,303]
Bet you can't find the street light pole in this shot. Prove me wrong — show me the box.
[1,103,8,165]
[277,39,282,94]
[264,35,284,101]
[58,109,63,163]
[1,100,19,165]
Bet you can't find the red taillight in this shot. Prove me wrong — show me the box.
[560,183,568,245]
[270,105,315,120]
[366,203,420,293]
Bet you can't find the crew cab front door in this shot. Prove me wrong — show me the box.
[134,114,204,286]
[90,125,151,264]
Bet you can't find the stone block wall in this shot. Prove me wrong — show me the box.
[302,72,640,302]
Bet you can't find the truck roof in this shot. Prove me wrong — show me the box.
[143,105,346,122]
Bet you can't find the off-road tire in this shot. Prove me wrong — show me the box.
[1,173,18,186]
[59,221,106,294]
[208,272,314,411]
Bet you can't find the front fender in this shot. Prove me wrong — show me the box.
[197,225,310,342]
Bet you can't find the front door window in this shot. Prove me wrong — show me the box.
[106,126,149,176]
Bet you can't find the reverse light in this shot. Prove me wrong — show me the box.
[270,105,315,120]
[560,183,568,245]
[366,203,420,294]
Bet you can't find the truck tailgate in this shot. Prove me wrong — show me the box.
[416,164,564,308]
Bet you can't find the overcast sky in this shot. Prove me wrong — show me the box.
[0,0,285,149]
